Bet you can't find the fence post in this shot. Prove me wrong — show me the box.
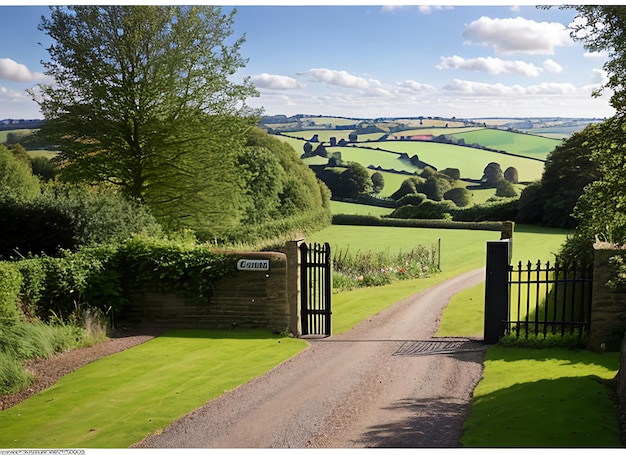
[285,239,305,337]
[484,239,511,344]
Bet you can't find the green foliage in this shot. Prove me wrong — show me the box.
[558,117,626,262]
[389,176,425,200]
[419,173,455,201]
[443,187,473,207]
[332,245,439,292]
[337,161,373,198]
[495,179,518,198]
[114,234,236,303]
[331,213,502,231]
[219,127,331,243]
[0,145,41,202]
[440,167,461,180]
[481,162,503,186]
[516,181,544,225]
[34,6,260,236]
[396,192,427,207]
[0,351,33,394]
[0,262,22,320]
[453,197,519,222]
[237,144,286,224]
[606,254,626,292]
[0,316,103,394]
[503,166,519,184]
[31,156,57,182]
[523,125,601,229]
[388,199,456,220]
[0,185,162,259]
[371,171,384,194]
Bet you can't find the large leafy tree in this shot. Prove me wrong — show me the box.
[31,6,259,234]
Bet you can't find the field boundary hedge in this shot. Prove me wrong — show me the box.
[332,214,503,231]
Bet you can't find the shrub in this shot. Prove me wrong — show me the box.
[452,197,519,222]
[0,262,21,320]
[332,245,439,292]
[495,179,518,198]
[0,185,162,259]
[114,234,236,304]
[390,176,426,200]
[443,187,473,207]
[396,192,427,207]
[0,145,41,202]
[388,200,456,220]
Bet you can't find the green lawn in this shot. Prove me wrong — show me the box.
[461,347,620,447]
[0,330,307,448]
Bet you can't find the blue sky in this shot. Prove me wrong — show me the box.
[0,3,616,120]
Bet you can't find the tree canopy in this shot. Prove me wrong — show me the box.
[32,6,260,235]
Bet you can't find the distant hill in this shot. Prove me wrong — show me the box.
[0,119,43,131]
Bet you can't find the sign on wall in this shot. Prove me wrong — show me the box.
[237,258,270,271]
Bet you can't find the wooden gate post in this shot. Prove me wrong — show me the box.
[286,239,305,337]
[484,239,512,344]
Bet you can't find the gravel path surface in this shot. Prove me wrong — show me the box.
[133,267,488,448]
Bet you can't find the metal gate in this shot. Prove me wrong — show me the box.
[300,242,332,336]
[507,259,593,340]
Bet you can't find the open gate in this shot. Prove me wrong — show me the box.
[300,242,332,336]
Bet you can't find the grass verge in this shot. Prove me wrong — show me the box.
[0,329,307,448]
[461,346,621,447]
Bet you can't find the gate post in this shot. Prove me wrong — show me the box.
[286,239,305,337]
[484,239,512,344]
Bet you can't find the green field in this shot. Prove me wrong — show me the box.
[367,141,545,182]
[330,200,394,216]
[0,129,34,143]
[448,128,561,159]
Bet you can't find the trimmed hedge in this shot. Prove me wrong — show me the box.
[5,235,237,323]
[332,214,503,231]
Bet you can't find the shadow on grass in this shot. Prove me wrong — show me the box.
[461,376,622,448]
[488,345,619,371]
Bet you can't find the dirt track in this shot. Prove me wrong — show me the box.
[133,267,488,448]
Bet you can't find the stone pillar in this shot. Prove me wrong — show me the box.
[588,245,626,352]
[286,239,305,337]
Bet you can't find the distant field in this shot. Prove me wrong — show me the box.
[330,200,393,216]
[389,126,483,137]
[0,129,34,143]
[280,130,354,143]
[363,141,545,182]
[447,128,560,159]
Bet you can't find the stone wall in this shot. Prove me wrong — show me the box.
[588,245,626,352]
[124,251,292,334]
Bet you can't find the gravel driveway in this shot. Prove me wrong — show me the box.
[133,267,488,448]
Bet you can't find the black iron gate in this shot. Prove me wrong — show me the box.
[507,259,593,340]
[300,242,332,336]
[484,240,593,343]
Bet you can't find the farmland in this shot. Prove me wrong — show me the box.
[271,116,567,206]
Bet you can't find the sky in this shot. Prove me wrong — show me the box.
[0,3,617,120]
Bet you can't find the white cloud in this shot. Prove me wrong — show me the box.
[542,59,563,74]
[526,82,577,95]
[251,73,303,90]
[418,5,444,15]
[307,68,390,96]
[437,55,543,77]
[0,58,43,83]
[443,79,526,96]
[396,80,437,93]
[463,16,574,55]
